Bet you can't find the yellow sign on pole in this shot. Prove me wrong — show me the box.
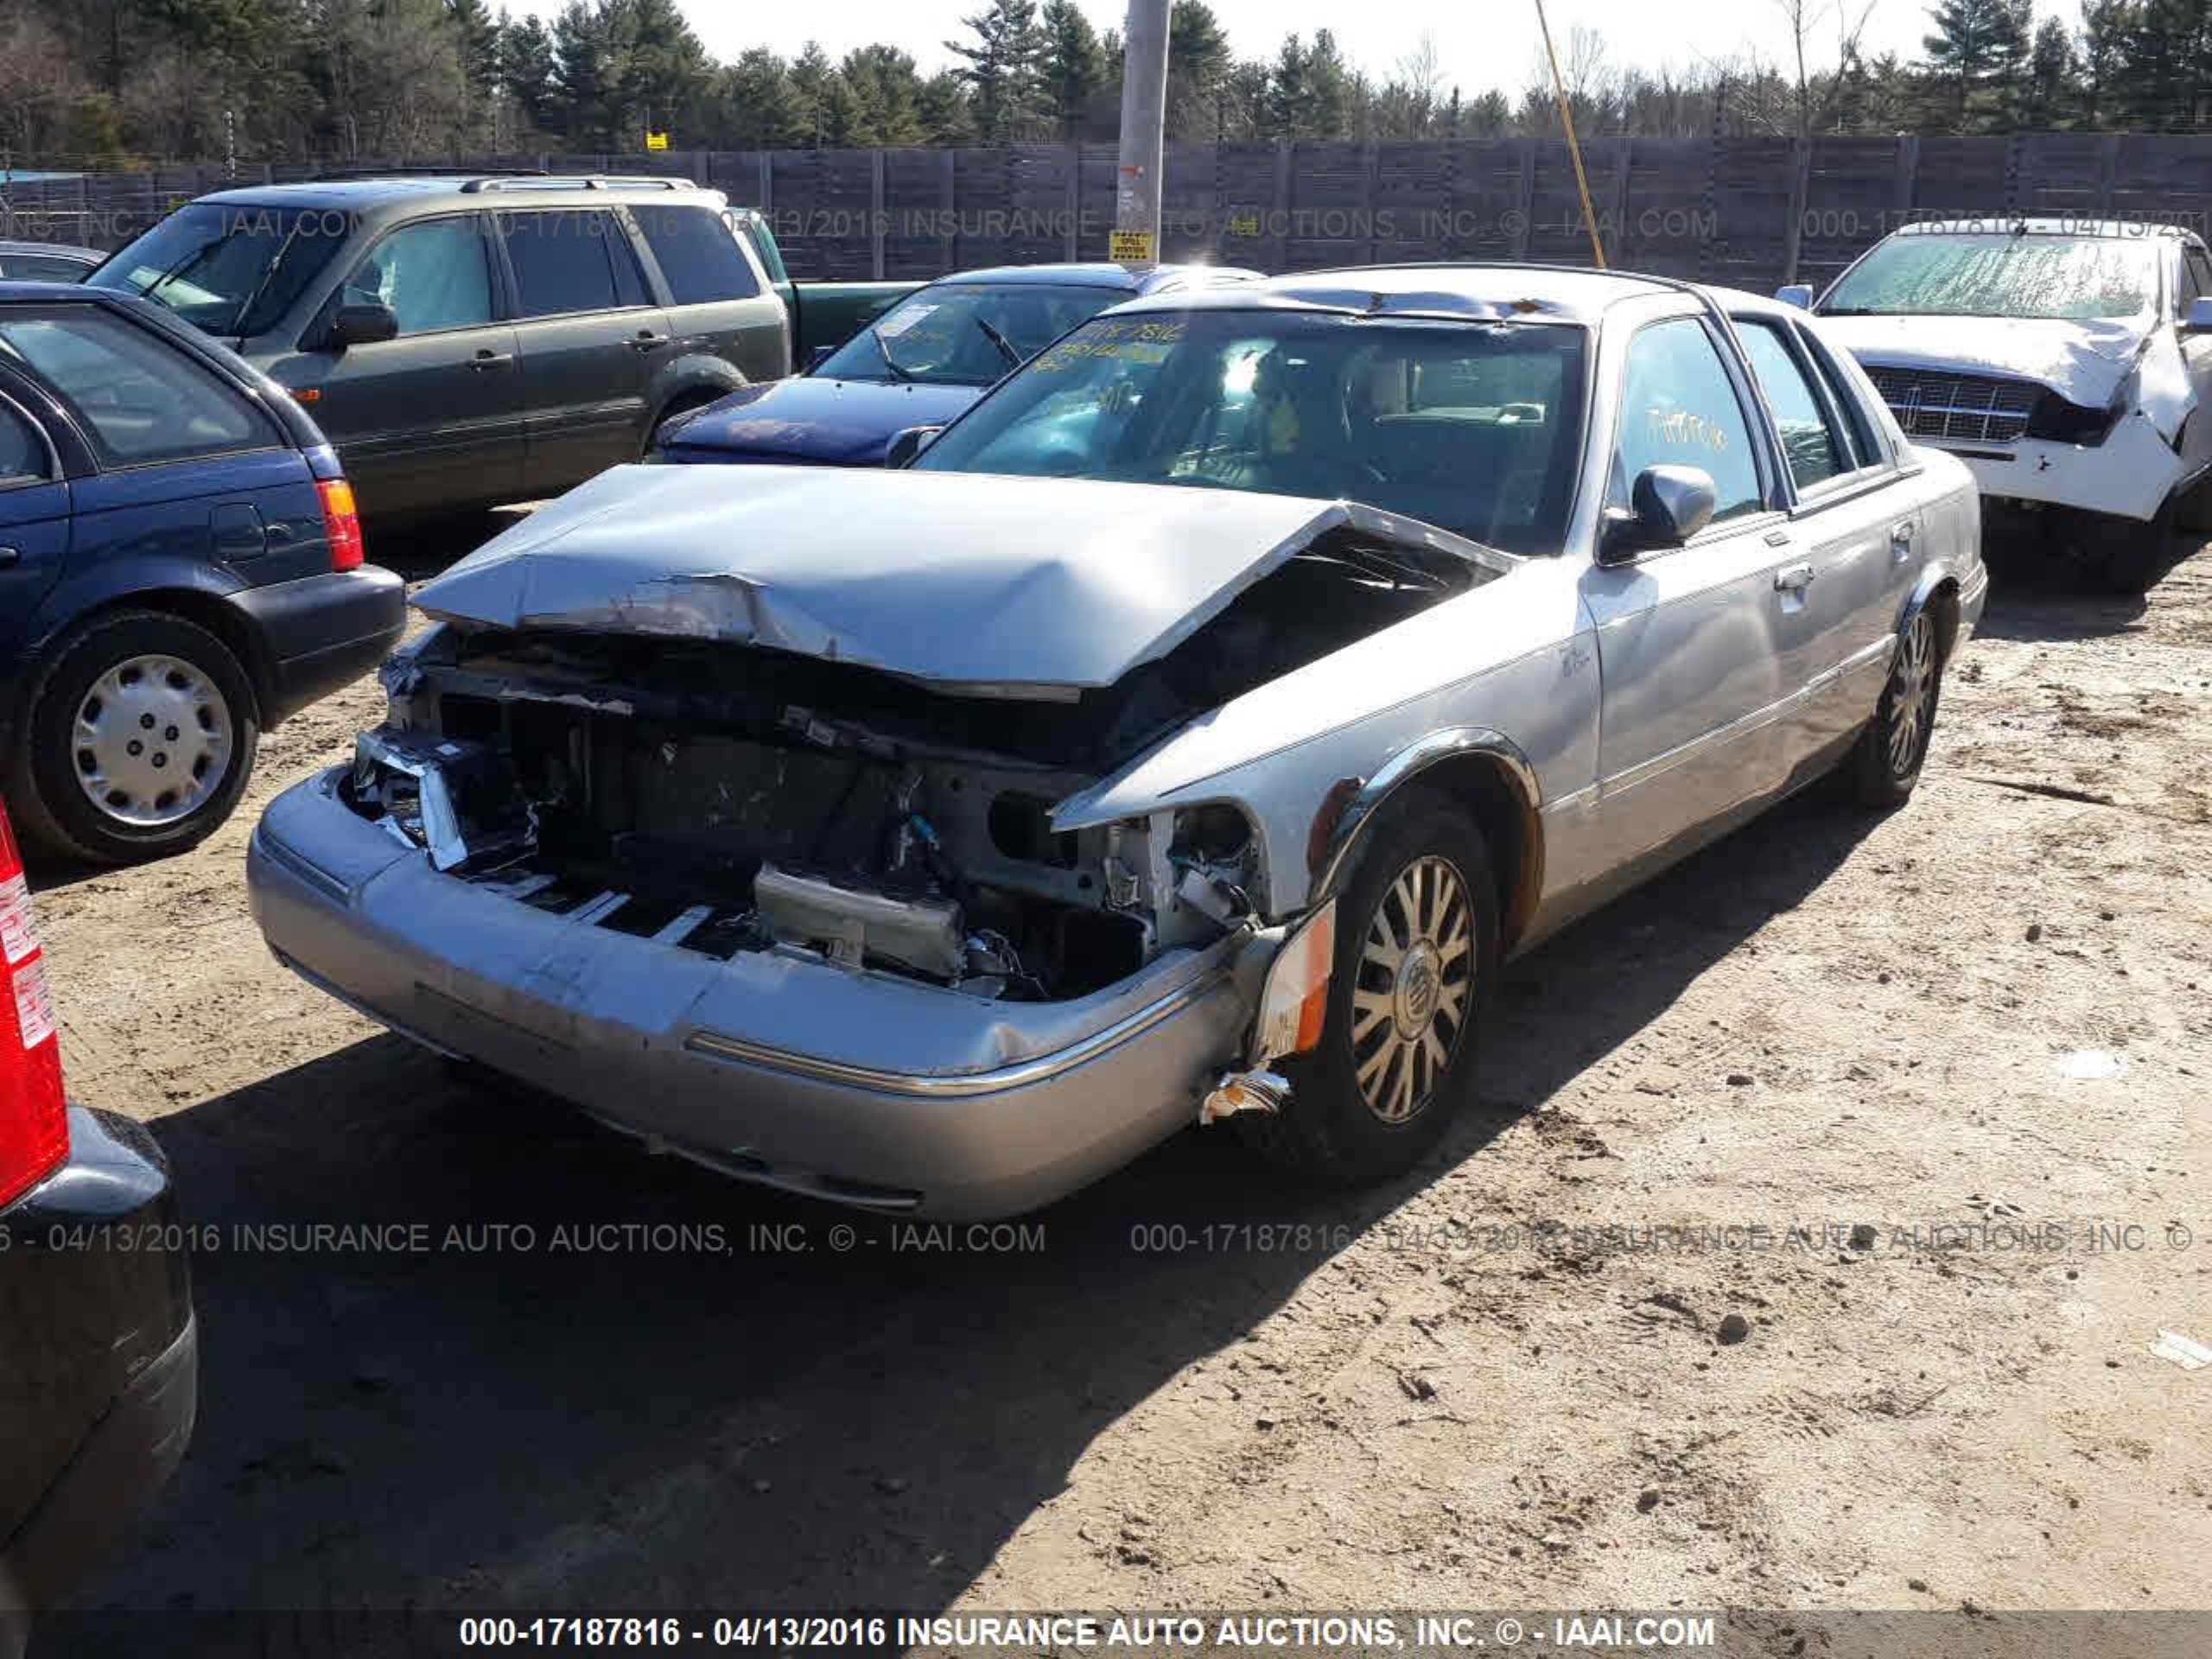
[1109,227,1156,264]
[645,130,671,151]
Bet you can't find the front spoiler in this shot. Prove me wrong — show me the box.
[248,768,1267,1218]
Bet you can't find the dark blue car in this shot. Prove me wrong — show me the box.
[0,284,404,864]
[652,262,1260,467]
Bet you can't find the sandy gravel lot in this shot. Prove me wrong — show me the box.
[22,531,2211,1640]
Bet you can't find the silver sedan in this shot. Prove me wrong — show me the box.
[248,264,1986,1217]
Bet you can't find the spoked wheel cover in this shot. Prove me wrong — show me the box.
[1349,854,1477,1124]
[1887,611,1939,779]
[72,652,234,828]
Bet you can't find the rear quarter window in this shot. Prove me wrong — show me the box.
[0,306,278,468]
[633,206,763,304]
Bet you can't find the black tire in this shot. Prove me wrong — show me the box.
[2087,496,2176,594]
[1241,788,1499,1185]
[6,609,259,866]
[1845,604,1943,809]
[644,388,726,457]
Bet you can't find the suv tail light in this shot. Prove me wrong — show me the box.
[0,799,68,1208]
[319,478,365,572]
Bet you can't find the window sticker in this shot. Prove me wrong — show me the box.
[0,874,36,967]
[13,953,55,1050]
[875,303,937,339]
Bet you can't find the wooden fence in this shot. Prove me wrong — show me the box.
[10,133,2212,292]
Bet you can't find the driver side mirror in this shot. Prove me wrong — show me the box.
[1774,283,1815,311]
[325,301,398,350]
[2184,297,2212,334]
[1599,465,1718,564]
[883,424,944,468]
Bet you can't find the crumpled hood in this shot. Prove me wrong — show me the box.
[1819,312,2150,406]
[657,376,982,466]
[413,464,1493,695]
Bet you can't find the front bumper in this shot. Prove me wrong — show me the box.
[249,768,1266,1218]
[226,565,407,726]
[1929,413,2185,523]
[0,1109,197,1625]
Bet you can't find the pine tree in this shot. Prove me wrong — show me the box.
[1920,0,2031,130]
[947,0,1043,143]
[2023,16,2080,127]
[1037,0,1105,139]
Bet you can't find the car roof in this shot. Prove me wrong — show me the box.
[1100,261,1719,323]
[1893,216,2201,244]
[0,240,101,262]
[920,261,1261,293]
[0,281,115,305]
[183,175,726,213]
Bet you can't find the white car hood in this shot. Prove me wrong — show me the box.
[413,463,1501,696]
[1819,311,2159,413]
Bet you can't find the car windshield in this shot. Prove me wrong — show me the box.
[915,308,1588,554]
[817,282,1121,387]
[86,203,345,338]
[1823,233,2160,321]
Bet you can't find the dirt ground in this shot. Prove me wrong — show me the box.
[22,529,2212,1640]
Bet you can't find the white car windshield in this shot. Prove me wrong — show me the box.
[915,308,1589,554]
[1824,233,2159,321]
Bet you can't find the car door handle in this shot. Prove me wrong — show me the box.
[469,350,514,371]
[1774,563,1816,594]
[0,546,18,569]
[630,332,670,352]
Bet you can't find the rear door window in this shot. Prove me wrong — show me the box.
[345,216,494,335]
[633,206,762,304]
[0,306,277,467]
[1734,318,1847,492]
[500,210,643,318]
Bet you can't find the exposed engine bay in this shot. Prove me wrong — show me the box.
[346,525,1485,1002]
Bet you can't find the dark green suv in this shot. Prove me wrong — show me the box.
[87,175,789,520]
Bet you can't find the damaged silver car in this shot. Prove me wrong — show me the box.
[248,265,1987,1217]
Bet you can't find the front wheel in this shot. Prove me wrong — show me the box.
[8,610,260,865]
[1845,606,1943,809]
[1242,789,1499,1185]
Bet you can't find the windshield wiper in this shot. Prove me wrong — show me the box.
[868,324,915,383]
[974,315,1021,369]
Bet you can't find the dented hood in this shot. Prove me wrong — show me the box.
[1819,312,2152,408]
[414,464,1491,695]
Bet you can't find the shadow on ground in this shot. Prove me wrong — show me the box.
[33,786,1887,1655]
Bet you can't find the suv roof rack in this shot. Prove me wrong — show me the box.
[458,175,694,193]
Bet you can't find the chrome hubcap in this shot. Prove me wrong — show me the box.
[1351,855,1474,1124]
[73,654,232,827]
[1887,613,1937,777]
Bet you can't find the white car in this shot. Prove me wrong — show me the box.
[1792,218,2212,590]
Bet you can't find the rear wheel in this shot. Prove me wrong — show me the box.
[1845,606,1942,809]
[7,610,259,865]
[1243,790,1498,1184]
[644,389,726,457]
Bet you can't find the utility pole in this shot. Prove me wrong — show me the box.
[1111,0,1170,270]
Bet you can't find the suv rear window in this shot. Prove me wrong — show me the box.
[500,210,649,318]
[0,307,276,467]
[633,207,761,305]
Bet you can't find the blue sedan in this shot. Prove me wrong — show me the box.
[0,285,404,864]
[652,262,1259,467]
